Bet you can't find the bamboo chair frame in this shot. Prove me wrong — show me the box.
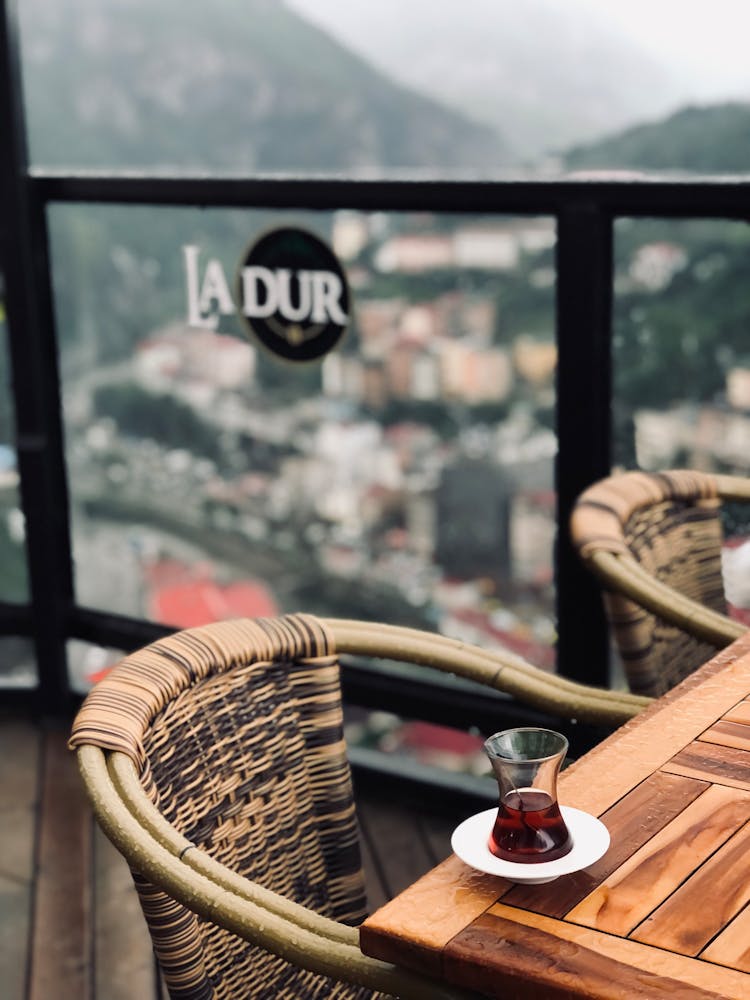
[71,615,647,999]
[571,469,750,696]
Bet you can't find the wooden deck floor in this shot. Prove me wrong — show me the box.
[0,713,456,1000]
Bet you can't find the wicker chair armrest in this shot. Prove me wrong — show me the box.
[324,619,650,727]
[586,550,747,647]
[77,746,475,1000]
[715,474,750,504]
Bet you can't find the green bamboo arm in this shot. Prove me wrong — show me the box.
[78,746,476,1000]
[586,550,746,648]
[324,618,651,726]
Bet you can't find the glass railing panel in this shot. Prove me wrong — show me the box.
[17,0,507,178]
[613,217,750,475]
[0,636,36,689]
[0,270,29,605]
[67,638,126,696]
[51,204,558,686]
[613,216,750,625]
[19,1,747,182]
[17,0,747,186]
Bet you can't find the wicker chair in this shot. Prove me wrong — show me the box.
[570,468,750,697]
[69,614,647,999]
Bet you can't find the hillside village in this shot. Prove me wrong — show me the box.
[47,206,750,716]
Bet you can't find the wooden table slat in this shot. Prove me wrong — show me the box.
[630,819,750,955]
[699,719,750,752]
[503,770,708,918]
[701,901,750,971]
[555,637,750,818]
[445,907,731,1000]
[566,783,750,937]
[663,739,750,790]
[361,635,750,999]
[359,853,509,976]
[721,700,750,726]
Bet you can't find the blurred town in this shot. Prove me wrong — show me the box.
[3,208,750,768]
[68,213,562,681]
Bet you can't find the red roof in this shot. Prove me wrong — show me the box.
[150,579,278,629]
[87,560,279,684]
[447,607,555,670]
[729,604,750,626]
[397,721,485,755]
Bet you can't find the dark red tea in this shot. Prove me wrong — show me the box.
[488,788,573,863]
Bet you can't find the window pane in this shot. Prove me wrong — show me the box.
[18,1,506,175]
[613,218,750,475]
[19,2,749,178]
[68,638,126,695]
[0,272,29,602]
[53,205,557,669]
[613,218,750,628]
[0,636,36,688]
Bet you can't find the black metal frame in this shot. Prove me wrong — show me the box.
[2,1,750,762]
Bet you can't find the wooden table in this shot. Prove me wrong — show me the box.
[360,633,750,999]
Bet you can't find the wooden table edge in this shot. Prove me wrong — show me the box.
[360,632,750,995]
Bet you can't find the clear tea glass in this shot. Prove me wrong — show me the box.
[484,727,573,863]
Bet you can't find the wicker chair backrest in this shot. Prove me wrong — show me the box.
[571,470,727,697]
[70,614,377,1000]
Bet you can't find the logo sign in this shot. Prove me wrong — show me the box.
[234,227,350,362]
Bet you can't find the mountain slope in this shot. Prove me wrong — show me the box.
[564,102,750,172]
[19,0,510,172]
[287,0,688,162]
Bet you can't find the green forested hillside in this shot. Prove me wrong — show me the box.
[14,0,750,461]
[565,103,750,173]
[561,100,750,468]
[18,0,512,372]
[20,0,509,172]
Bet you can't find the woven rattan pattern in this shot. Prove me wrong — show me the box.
[71,615,382,999]
[572,470,727,697]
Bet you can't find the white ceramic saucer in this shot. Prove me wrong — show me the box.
[451,805,610,884]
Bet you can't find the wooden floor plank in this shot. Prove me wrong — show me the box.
[1,716,480,998]
[357,792,465,947]
[29,727,93,1000]
[94,826,157,1000]
[417,810,456,868]
[0,717,39,1000]
[357,817,389,914]
[357,793,437,901]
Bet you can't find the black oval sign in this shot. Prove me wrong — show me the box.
[235,226,350,362]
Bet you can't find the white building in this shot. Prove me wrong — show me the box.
[136,325,256,391]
